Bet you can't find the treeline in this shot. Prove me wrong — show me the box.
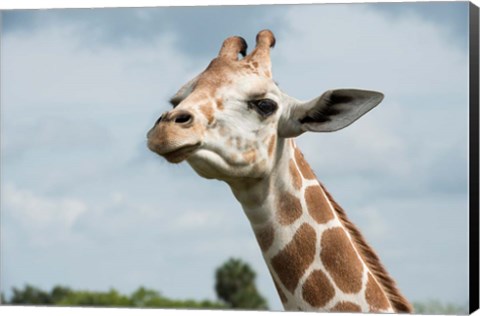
[3,285,225,309]
[412,300,468,315]
[3,284,469,314]
[2,258,268,310]
[1,257,468,314]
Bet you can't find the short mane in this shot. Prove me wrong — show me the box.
[319,183,413,313]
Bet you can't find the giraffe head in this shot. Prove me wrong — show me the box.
[147,30,383,182]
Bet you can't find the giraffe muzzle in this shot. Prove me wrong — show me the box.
[147,109,202,163]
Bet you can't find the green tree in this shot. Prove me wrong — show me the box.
[6,284,225,309]
[130,287,161,307]
[50,286,73,303]
[129,286,224,309]
[55,288,131,307]
[214,258,268,310]
[413,300,468,315]
[10,285,53,305]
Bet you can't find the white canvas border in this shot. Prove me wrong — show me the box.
[0,1,477,316]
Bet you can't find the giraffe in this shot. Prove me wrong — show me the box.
[147,30,413,313]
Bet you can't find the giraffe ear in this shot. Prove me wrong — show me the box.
[279,89,384,137]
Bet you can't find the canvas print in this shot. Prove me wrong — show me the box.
[0,2,475,314]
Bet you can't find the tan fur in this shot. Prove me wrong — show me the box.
[218,36,246,61]
[255,224,274,252]
[268,135,276,157]
[147,119,204,154]
[194,58,235,98]
[245,30,275,66]
[243,63,259,75]
[366,273,391,311]
[276,192,302,225]
[332,301,362,312]
[199,103,214,125]
[294,148,316,179]
[184,91,210,105]
[304,185,334,224]
[270,223,316,293]
[289,159,302,190]
[302,269,335,307]
[242,148,257,163]
[216,97,224,110]
[321,227,364,293]
[320,184,413,313]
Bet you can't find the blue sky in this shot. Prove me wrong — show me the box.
[0,2,470,311]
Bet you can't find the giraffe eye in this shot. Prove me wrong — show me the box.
[250,99,278,117]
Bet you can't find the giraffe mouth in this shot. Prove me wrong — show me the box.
[162,143,201,163]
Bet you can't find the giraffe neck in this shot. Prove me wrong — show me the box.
[229,139,411,313]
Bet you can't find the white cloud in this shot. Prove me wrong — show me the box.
[1,116,113,163]
[2,184,87,245]
[274,4,467,99]
[2,24,193,115]
[171,209,226,231]
[355,206,389,239]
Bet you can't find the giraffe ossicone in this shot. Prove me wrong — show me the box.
[147,29,412,313]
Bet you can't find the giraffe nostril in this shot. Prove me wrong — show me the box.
[172,111,194,125]
[156,110,194,126]
[174,114,192,124]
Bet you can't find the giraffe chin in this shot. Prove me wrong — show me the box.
[187,148,269,181]
[162,143,201,164]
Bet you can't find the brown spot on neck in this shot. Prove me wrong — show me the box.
[366,273,391,312]
[320,184,413,312]
[289,159,302,191]
[332,301,362,312]
[320,227,363,294]
[302,269,335,308]
[305,185,334,224]
[270,223,316,293]
[276,192,302,225]
[294,148,316,180]
[255,224,274,252]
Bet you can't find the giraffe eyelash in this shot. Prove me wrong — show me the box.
[248,99,278,118]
